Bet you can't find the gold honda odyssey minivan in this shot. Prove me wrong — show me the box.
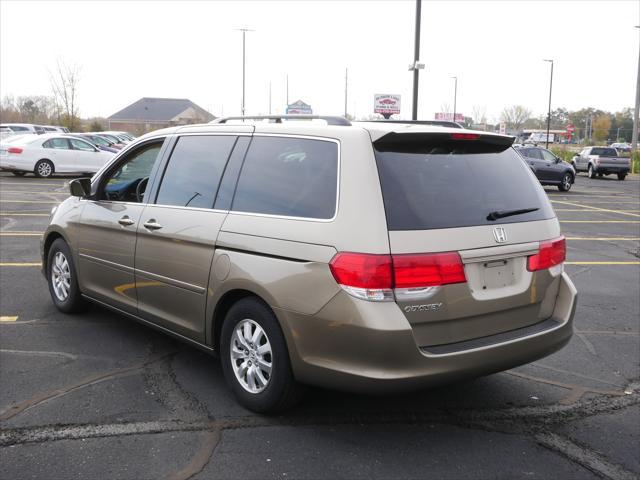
[42,116,577,412]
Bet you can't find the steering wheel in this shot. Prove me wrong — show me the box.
[135,177,149,203]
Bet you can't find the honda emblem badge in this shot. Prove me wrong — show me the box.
[493,227,507,243]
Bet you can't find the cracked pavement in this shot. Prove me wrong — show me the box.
[1,173,638,479]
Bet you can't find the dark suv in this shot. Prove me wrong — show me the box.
[515,146,575,191]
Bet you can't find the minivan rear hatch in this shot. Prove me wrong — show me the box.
[372,130,563,351]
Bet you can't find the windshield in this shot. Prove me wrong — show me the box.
[374,146,555,230]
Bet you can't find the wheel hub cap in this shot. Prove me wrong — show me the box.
[230,319,272,394]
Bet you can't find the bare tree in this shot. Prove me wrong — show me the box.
[472,105,487,124]
[500,105,531,132]
[50,59,81,130]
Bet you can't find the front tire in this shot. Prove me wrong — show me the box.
[617,173,626,181]
[220,297,303,413]
[558,172,573,191]
[587,164,596,179]
[47,238,88,313]
[35,159,54,178]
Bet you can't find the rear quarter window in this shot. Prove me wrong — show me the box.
[374,145,555,230]
[232,136,338,219]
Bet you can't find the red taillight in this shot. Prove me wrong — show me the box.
[393,252,466,288]
[329,251,467,300]
[450,133,480,140]
[527,237,566,271]
[329,253,392,289]
[7,147,23,154]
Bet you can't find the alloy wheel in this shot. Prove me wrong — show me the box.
[230,319,273,393]
[38,162,52,177]
[51,251,71,301]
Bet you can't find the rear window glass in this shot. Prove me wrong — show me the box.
[591,147,617,157]
[374,146,555,230]
[232,136,338,219]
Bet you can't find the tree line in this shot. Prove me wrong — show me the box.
[499,105,635,142]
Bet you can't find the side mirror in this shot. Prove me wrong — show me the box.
[70,178,91,197]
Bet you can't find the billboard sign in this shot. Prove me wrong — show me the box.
[374,94,401,115]
[286,100,312,114]
[435,112,465,123]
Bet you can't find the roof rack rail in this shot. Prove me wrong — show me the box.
[211,115,352,126]
[365,119,464,129]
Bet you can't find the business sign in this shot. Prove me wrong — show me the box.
[435,112,465,123]
[499,123,507,135]
[374,94,401,115]
[286,100,312,114]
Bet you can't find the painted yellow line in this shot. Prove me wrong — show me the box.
[566,261,640,265]
[0,200,60,204]
[560,220,640,224]
[0,262,41,267]
[551,200,640,218]
[554,209,640,213]
[0,232,43,236]
[0,316,18,322]
[0,213,49,216]
[550,194,637,198]
[0,190,68,195]
[566,237,640,241]
[551,200,640,205]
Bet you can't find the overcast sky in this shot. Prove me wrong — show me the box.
[1,0,638,122]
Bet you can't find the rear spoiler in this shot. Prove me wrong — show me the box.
[373,131,515,154]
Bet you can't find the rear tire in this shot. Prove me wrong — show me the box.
[12,171,26,177]
[34,159,54,178]
[558,172,573,192]
[617,173,626,181]
[47,238,89,313]
[220,297,304,413]
[587,164,596,179]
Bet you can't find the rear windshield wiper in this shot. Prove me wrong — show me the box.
[487,207,539,221]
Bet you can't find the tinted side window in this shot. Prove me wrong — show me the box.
[232,136,338,219]
[155,135,236,209]
[527,148,544,160]
[103,142,163,202]
[44,138,70,149]
[541,149,556,161]
[70,138,96,151]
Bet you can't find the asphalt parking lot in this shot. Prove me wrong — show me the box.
[0,171,638,480]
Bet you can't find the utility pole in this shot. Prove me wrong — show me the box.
[632,25,639,173]
[236,28,254,116]
[409,0,423,120]
[450,76,457,123]
[543,59,554,149]
[344,68,348,118]
[269,81,272,115]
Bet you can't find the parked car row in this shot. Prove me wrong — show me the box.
[0,124,136,177]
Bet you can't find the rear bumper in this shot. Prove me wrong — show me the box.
[593,164,629,174]
[278,272,576,393]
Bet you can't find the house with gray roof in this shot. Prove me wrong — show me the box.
[107,97,214,134]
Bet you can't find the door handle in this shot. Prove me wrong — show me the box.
[143,219,163,230]
[118,216,135,226]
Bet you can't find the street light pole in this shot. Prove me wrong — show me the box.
[344,68,348,118]
[411,0,422,120]
[236,28,254,116]
[450,76,457,123]
[543,59,554,149]
[632,26,639,168]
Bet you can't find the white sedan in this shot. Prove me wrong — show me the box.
[0,133,115,177]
